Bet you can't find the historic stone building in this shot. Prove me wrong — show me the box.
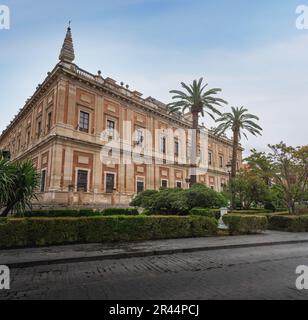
[0,27,243,207]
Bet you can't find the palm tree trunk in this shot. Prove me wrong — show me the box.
[231,130,239,178]
[230,130,239,209]
[190,111,199,187]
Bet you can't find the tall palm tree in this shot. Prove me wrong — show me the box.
[214,107,263,179]
[168,78,228,186]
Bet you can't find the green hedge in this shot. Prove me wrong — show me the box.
[268,215,308,232]
[230,209,273,214]
[15,208,140,218]
[223,214,268,235]
[16,209,99,218]
[102,208,139,216]
[0,216,218,249]
[190,208,221,220]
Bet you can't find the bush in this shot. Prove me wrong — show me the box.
[264,201,276,212]
[0,216,218,249]
[223,214,268,235]
[102,208,139,216]
[131,184,228,215]
[16,209,99,218]
[130,190,159,208]
[190,208,221,220]
[230,209,273,215]
[268,215,308,232]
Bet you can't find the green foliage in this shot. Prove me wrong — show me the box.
[130,190,158,208]
[227,171,269,210]
[102,208,139,216]
[167,78,227,120]
[0,157,40,217]
[268,215,308,232]
[0,216,218,249]
[223,214,268,235]
[131,184,228,215]
[16,209,100,218]
[190,208,221,220]
[15,208,140,217]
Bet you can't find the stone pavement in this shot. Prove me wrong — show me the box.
[1,231,308,268]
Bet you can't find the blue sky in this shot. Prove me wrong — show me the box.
[0,0,307,155]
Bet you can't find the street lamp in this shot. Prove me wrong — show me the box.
[226,161,232,179]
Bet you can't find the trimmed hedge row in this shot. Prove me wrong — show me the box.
[15,208,139,218]
[102,208,139,216]
[268,215,308,232]
[223,214,268,235]
[190,208,221,220]
[0,216,218,249]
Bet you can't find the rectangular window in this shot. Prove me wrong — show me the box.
[107,120,116,139]
[160,136,167,154]
[176,181,182,189]
[79,111,90,133]
[40,170,46,192]
[47,112,52,132]
[77,170,88,192]
[106,173,115,193]
[174,140,179,157]
[136,128,144,146]
[219,156,224,168]
[37,121,42,138]
[27,130,31,145]
[161,179,168,188]
[208,152,212,166]
[137,180,145,194]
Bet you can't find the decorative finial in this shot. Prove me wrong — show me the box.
[59,24,75,63]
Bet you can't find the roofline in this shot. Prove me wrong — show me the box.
[0,62,241,150]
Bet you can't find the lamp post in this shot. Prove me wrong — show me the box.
[226,161,232,179]
[226,161,235,209]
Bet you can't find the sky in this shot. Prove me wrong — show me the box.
[0,0,307,156]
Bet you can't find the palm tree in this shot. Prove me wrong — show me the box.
[168,78,228,186]
[215,106,263,179]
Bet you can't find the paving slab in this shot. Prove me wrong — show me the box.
[1,231,308,268]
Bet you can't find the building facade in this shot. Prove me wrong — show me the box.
[0,28,243,207]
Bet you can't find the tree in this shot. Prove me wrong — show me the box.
[214,107,262,209]
[168,78,227,186]
[0,159,40,217]
[268,143,308,214]
[245,149,273,186]
[227,170,269,210]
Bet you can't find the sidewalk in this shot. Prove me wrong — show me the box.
[1,231,308,269]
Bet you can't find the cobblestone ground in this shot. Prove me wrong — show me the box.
[1,243,308,300]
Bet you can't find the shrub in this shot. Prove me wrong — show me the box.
[102,208,139,216]
[223,214,268,235]
[0,216,218,249]
[268,215,308,232]
[16,209,99,218]
[131,184,228,215]
[264,201,276,212]
[130,190,159,208]
[230,209,273,215]
[190,208,221,220]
